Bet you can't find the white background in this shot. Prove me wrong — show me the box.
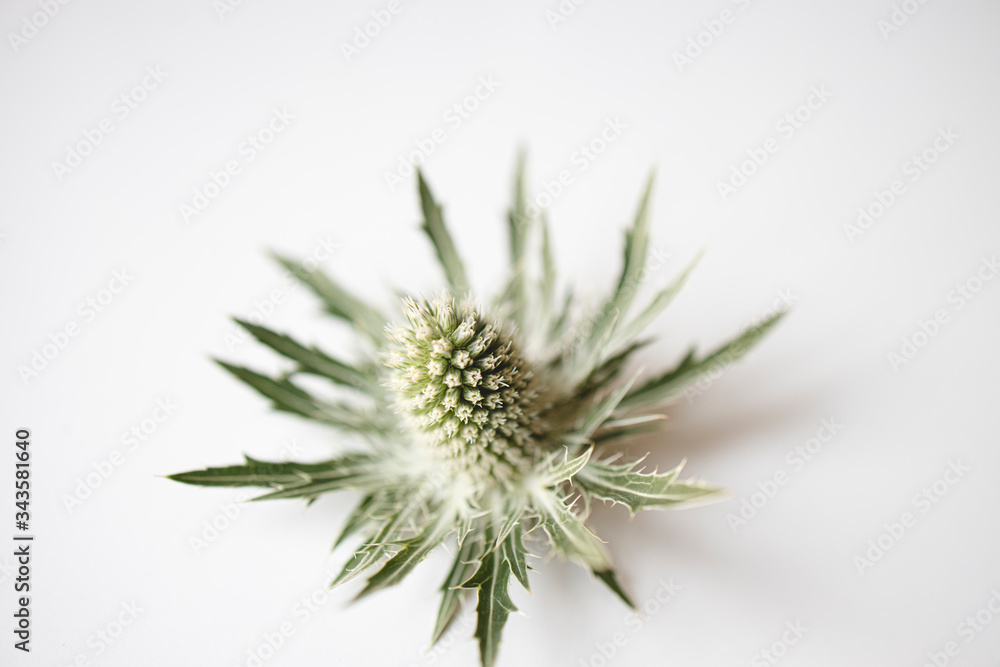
[2,0,999,665]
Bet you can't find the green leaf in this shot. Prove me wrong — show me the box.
[332,497,422,587]
[417,170,469,295]
[531,488,610,570]
[594,568,636,609]
[579,172,656,365]
[167,453,373,490]
[618,311,786,411]
[535,447,593,487]
[333,493,377,550]
[606,250,703,356]
[233,319,378,393]
[571,371,643,445]
[539,212,556,317]
[356,507,457,600]
[502,522,530,591]
[575,458,719,516]
[431,533,483,646]
[214,361,381,432]
[461,526,518,667]
[272,252,387,346]
[506,150,531,328]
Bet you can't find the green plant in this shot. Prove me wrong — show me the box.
[169,156,784,667]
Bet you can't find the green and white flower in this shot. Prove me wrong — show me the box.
[170,156,784,667]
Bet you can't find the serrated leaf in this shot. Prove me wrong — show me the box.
[502,522,530,591]
[168,453,373,489]
[431,532,483,646]
[215,360,380,432]
[531,488,610,570]
[594,568,636,609]
[575,459,719,515]
[460,526,518,667]
[619,311,786,412]
[332,497,422,587]
[356,508,456,600]
[492,493,528,547]
[418,170,469,295]
[536,447,593,487]
[272,252,387,346]
[233,318,378,393]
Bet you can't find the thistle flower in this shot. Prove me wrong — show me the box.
[170,155,784,667]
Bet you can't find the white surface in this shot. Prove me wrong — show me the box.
[2,1,999,665]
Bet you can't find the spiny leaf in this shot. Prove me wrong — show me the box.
[577,340,650,400]
[272,252,387,346]
[356,504,459,600]
[571,371,643,445]
[580,172,656,365]
[531,488,610,570]
[619,311,786,411]
[575,459,719,515]
[167,453,372,489]
[491,493,528,547]
[214,360,380,433]
[535,447,593,487]
[502,522,530,591]
[506,150,531,328]
[332,498,423,587]
[461,526,518,667]
[333,493,377,550]
[606,250,703,356]
[233,318,378,393]
[539,212,556,318]
[594,568,636,609]
[418,170,469,295]
[432,533,483,646]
